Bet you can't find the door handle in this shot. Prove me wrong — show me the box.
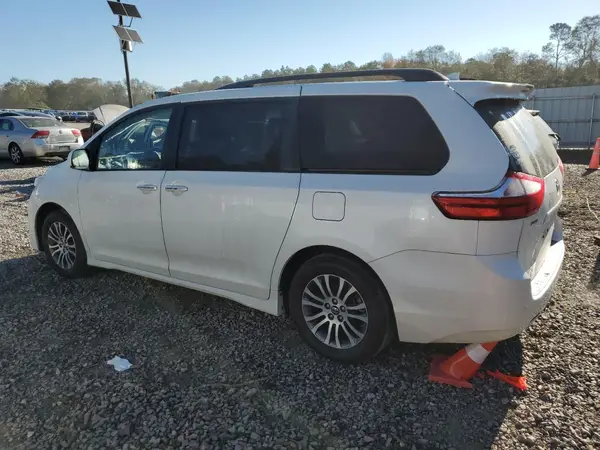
[164,185,188,193]
[136,183,157,193]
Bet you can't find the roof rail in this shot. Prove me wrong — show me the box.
[447,72,478,81]
[217,68,449,90]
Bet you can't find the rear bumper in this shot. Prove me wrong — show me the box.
[23,140,82,158]
[370,240,564,344]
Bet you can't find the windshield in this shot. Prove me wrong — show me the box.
[18,118,63,128]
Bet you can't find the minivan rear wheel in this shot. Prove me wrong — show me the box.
[288,254,392,362]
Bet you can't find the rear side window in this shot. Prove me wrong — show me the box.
[475,99,559,178]
[0,119,13,131]
[299,95,449,174]
[176,98,297,172]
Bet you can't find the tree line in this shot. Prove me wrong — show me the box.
[1,14,598,110]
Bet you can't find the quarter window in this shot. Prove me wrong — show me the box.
[0,119,14,131]
[176,98,297,172]
[96,107,172,171]
[299,95,450,174]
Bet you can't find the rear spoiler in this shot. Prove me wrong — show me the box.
[447,81,534,106]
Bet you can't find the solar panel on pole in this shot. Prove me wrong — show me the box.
[126,28,143,43]
[107,0,142,108]
[107,1,142,18]
[113,26,143,43]
[122,3,141,18]
[107,1,127,15]
[113,25,130,41]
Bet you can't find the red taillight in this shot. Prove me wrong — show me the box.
[31,130,50,139]
[432,171,545,220]
[558,158,564,175]
[71,129,81,137]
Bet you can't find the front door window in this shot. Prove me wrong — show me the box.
[96,107,172,171]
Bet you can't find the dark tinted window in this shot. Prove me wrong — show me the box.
[177,98,297,172]
[475,99,559,177]
[299,95,449,174]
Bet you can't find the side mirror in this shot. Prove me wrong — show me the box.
[71,148,90,170]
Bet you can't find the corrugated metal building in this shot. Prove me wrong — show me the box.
[523,85,600,149]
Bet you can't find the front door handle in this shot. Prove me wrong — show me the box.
[136,183,158,193]
[164,185,188,193]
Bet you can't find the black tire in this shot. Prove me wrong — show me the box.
[9,143,25,166]
[41,210,90,278]
[288,253,392,363]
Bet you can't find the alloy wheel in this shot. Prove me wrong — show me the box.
[301,274,369,349]
[10,145,21,164]
[47,221,76,270]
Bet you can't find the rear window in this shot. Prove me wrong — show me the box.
[298,95,450,175]
[475,99,559,178]
[18,118,61,128]
[532,115,559,139]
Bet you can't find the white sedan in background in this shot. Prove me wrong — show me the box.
[0,116,83,165]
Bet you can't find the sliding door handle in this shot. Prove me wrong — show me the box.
[164,185,188,193]
[136,183,157,193]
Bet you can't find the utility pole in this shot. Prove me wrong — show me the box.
[118,1,133,108]
[108,1,142,108]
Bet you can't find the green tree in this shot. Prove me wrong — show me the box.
[2,12,600,110]
[568,15,600,68]
[542,23,572,72]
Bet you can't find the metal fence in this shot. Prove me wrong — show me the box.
[523,85,600,149]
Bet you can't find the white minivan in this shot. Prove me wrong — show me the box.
[28,69,564,362]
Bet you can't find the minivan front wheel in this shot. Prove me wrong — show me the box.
[41,210,90,278]
[289,254,392,362]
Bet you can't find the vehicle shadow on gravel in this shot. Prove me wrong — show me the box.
[0,253,522,449]
[558,149,593,165]
[0,159,60,199]
[0,177,37,198]
[589,248,600,288]
[0,158,61,171]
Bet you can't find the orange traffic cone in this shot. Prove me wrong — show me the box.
[589,138,600,170]
[429,342,497,388]
[486,370,528,391]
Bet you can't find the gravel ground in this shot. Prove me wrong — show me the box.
[0,159,598,450]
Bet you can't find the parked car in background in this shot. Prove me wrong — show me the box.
[27,110,63,122]
[152,89,180,99]
[71,111,89,122]
[0,110,62,121]
[0,110,20,117]
[0,116,82,165]
[40,110,63,122]
[59,112,75,122]
[80,104,129,141]
[27,69,564,362]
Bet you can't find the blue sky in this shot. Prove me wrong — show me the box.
[2,0,597,89]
